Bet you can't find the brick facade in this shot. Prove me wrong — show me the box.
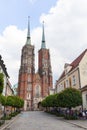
[18,21,53,110]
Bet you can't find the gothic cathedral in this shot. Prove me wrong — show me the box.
[18,19,53,111]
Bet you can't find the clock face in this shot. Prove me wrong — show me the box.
[81,62,87,76]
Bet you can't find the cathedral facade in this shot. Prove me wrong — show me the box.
[18,19,53,111]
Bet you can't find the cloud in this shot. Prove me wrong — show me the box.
[39,0,87,82]
[1,0,87,86]
[0,25,26,85]
[28,0,37,4]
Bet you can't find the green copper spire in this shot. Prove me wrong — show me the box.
[41,21,46,49]
[26,16,31,45]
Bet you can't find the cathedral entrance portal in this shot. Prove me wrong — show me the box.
[38,102,42,110]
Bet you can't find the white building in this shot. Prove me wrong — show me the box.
[55,49,87,109]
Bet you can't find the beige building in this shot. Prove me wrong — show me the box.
[55,49,87,109]
[6,79,14,96]
[0,55,9,96]
[0,55,14,114]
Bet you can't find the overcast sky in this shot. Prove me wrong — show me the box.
[0,0,87,86]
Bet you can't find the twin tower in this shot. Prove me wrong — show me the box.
[18,18,53,111]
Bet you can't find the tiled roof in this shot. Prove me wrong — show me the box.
[57,49,87,81]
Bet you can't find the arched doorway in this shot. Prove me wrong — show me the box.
[38,102,42,110]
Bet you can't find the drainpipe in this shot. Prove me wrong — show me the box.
[78,68,83,110]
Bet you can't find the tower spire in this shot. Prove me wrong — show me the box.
[26,16,31,45]
[41,21,46,49]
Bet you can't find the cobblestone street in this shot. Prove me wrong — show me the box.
[5,111,85,130]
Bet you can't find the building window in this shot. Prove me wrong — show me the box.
[64,81,66,88]
[23,59,27,64]
[61,83,63,90]
[72,75,76,86]
[28,68,31,73]
[35,85,41,98]
[28,76,31,82]
[86,94,87,103]
[27,93,31,99]
[66,80,69,87]
[27,84,32,91]
[57,85,59,93]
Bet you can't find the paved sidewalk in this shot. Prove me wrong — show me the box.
[0,114,20,130]
[64,119,87,129]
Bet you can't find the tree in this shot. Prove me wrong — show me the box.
[0,73,4,94]
[41,94,59,111]
[6,96,15,107]
[0,94,6,106]
[57,88,82,109]
[41,98,47,107]
[6,96,24,109]
[14,96,24,109]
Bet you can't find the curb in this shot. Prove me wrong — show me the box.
[60,118,87,129]
[46,112,87,129]
[0,114,21,130]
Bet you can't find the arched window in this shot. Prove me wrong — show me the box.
[35,85,41,98]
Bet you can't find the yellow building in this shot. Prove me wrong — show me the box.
[6,79,14,96]
[55,49,87,109]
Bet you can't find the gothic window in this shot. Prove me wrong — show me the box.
[27,84,32,91]
[27,93,31,99]
[28,76,31,82]
[28,68,31,73]
[28,58,32,64]
[28,50,32,55]
[23,59,27,64]
[35,85,41,98]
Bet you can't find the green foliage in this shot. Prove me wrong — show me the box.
[41,94,59,107]
[64,115,78,120]
[41,98,47,107]
[1,115,12,120]
[0,73,4,94]
[57,88,82,108]
[0,94,6,106]
[41,88,82,110]
[14,96,24,108]
[6,96,24,108]
[6,96,15,107]
[9,111,19,117]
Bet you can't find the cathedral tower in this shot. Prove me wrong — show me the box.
[38,22,53,97]
[18,20,53,110]
[18,17,35,110]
